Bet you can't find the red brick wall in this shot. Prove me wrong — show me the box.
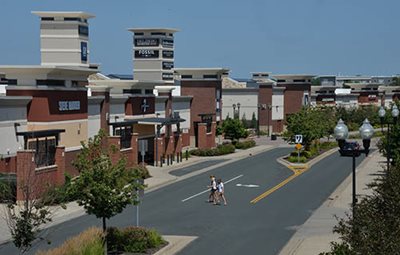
[181,80,220,136]
[16,147,65,201]
[174,133,183,154]
[165,135,175,156]
[153,137,164,164]
[182,133,190,147]
[358,92,378,104]
[197,123,207,149]
[258,85,273,127]
[92,91,109,131]
[65,149,80,177]
[0,156,17,174]
[283,87,306,115]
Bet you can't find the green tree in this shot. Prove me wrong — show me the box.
[222,118,248,143]
[241,113,247,128]
[390,76,400,86]
[311,77,321,86]
[251,112,257,129]
[69,130,143,252]
[323,162,400,254]
[284,107,334,150]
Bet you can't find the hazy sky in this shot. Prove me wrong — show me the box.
[0,0,398,78]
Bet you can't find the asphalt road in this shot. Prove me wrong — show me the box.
[0,148,366,255]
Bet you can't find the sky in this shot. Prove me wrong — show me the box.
[0,0,399,78]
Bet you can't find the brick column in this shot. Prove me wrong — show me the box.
[197,123,207,149]
[165,135,175,157]
[131,133,139,166]
[55,146,66,186]
[174,133,183,155]
[209,121,216,148]
[16,150,36,201]
[258,84,273,132]
[107,136,121,164]
[154,137,164,165]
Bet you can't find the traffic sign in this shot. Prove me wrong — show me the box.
[295,134,303,144]
[295,143,302,150]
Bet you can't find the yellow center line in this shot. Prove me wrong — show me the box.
[250,164,309,204]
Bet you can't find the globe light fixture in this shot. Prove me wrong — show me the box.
[334,119,349,141]
[359,118,374,140]
[378,106,386,119]
[392,105,399,119]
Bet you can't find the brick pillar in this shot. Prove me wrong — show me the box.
[197,123,207,149]
[16,150,36,201]
[92,89,110,132]
[154,137,164,165]
[258,84,273,132]
[107,136,121,164]
[174,133,183,155]
[165,135,175,157]
[131,133,139,166]
[55,146,66,186]
[210,121,216,148]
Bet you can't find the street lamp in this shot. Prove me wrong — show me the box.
[378,105,399,171]
[237,103,241,119]
[334,118,373,215]
[232,104,236,119]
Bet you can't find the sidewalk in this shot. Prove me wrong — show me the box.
[279,149,385,255]
[0,136,286,245]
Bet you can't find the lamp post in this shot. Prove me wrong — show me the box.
[237,103,241,120]
[257,104,261,137]
[232,104,236,119]
[378,105,399,171]
[334,118,374,216]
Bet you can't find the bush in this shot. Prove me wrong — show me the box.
[287,155,307,163]
[235,140,256,150]
[133,165,151,179]
[107,226,166,253]
[190,144,235,157]
[36,227,104,255]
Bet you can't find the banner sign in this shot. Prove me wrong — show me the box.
[162,50,174,59]
[80,42,88,62]
[162,39,174,48]
[162,61,174,70]
[59,101,81,111]
[134,38,160,47]
[135,49,159,58]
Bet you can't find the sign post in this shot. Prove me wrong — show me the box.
[295,135,303,163]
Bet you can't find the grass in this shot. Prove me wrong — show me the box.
[36,227,104,255]
[286,141,338,164]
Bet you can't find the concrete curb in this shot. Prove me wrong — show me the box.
[155,235,198,255]
[277,147,338,171]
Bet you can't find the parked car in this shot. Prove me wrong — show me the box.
[339,141,361,157]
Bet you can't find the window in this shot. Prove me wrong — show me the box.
[151,32,166,36]
[36,79,65,86]
[64,17,81,21]
[203,74,218,79]
[294,79,306,82]
[28,138,56,167]
[162,50,174,59]
[123,89,141,94]
[134,32,144,36]
[41,17,54,21]
[115,127,132,149]
[181,75,193,79]
[169,33,173,36]
[1,78,17,85]
[145,89,153,95]
[78,25,89,36]
[277,79,286,83]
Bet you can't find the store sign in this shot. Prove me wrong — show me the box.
[135,49,159,59]
[162,61,174,70]
[162,73,174,81]
[80,42,88,62]
[322,98,335,102]
[162,50,174,59]
[59,101,81,111]
[162,39,174,48]
[78,25,89,36]
[134,38,160,47]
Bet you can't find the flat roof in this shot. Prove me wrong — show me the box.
[32,11,95,19]
[128,28,179,33]
[0,65,99,76]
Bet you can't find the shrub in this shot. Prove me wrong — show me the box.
[235,140,256,150]
[133,165,151,179]
[190,144,235,157]
[287,155,307,163]
[107,226,166,253]
[36,227,104,255]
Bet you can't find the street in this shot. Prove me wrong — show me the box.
[0,148,366,255]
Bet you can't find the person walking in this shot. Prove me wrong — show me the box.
[217,178,227,206]
[208,175,218,205]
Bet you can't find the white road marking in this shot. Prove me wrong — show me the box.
[181,174,244,202]
[236,184,260,188]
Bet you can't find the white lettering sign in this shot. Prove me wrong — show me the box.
[59,101,80,111]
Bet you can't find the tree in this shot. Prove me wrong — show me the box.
[322,162,400,254]
[390,76,400,86]
[222,118,248,143]
[251,112,257,129]
[69,130,143,252]
[241,113,247,128]
[3,161,56,254]
[284,107,334,150]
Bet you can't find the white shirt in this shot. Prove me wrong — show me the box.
[217,182,224,193]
